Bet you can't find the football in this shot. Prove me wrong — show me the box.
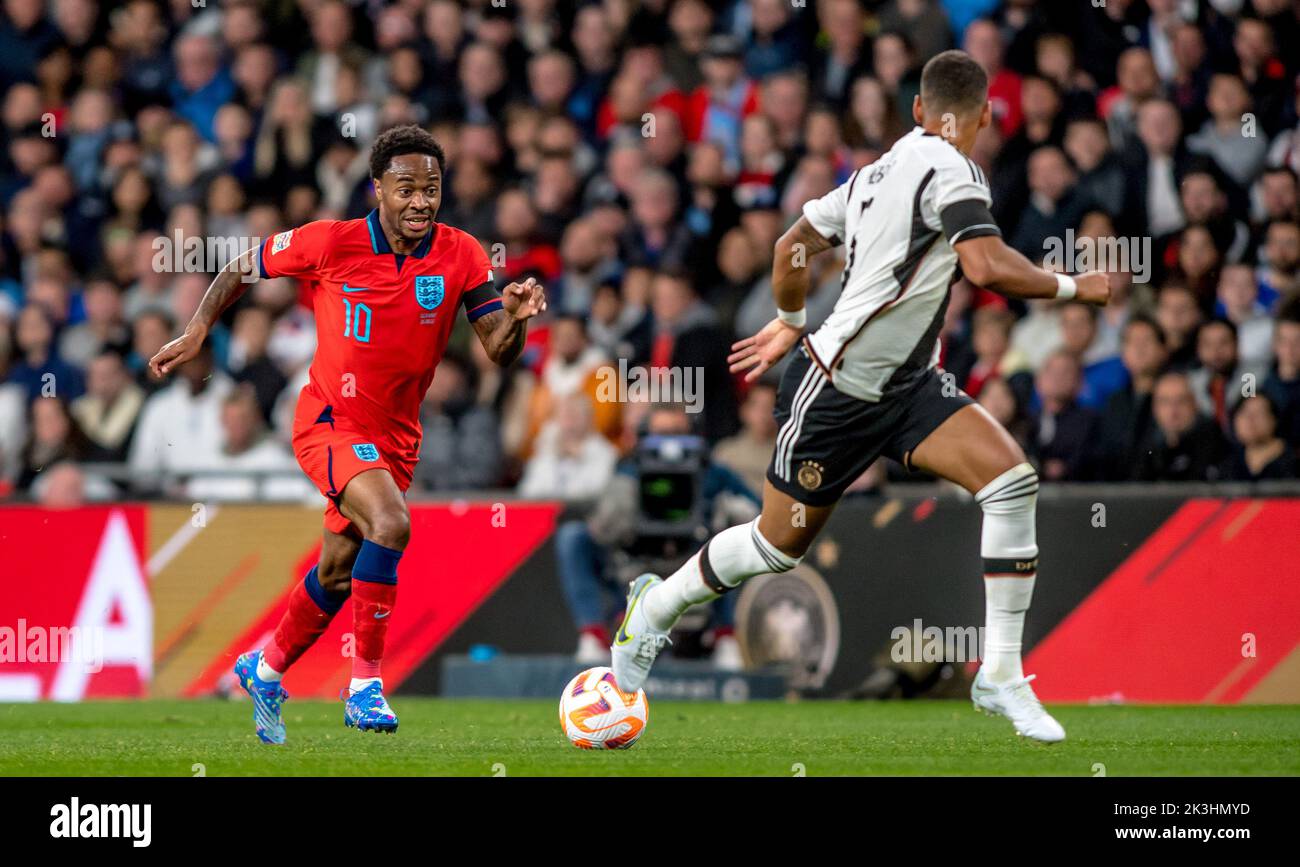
[558,667,649,749]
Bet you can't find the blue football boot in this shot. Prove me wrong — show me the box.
[343,681,399,733]
[233,651,289,745]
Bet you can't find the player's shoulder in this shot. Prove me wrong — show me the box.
[912,132,987,186]
[906,130,965,166]
[272,218,357,250]
[435,222,489,262]
[436,222,483,248]
[433,221,471,244]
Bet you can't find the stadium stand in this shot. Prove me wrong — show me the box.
[0,0,1298,506]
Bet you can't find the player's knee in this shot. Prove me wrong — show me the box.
[317,564,352,596]
[754,516,809,565]
[975,462,1038,517]
[976,462,1039,570]
[366,507,411,550]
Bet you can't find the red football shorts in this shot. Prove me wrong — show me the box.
[291,388,417,535]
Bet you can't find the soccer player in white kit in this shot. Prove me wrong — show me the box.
[612,50,1111,743]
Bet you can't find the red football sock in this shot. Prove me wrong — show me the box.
[351,577,397,679]
[264,567,347,673]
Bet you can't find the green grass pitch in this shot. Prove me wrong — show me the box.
[1,700,1297,776]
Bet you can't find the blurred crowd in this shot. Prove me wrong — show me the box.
[1,0,1300,508]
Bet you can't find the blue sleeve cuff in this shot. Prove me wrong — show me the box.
[253,237,271,279]
[465,298,503,323]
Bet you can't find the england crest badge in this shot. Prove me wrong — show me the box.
[415,275,444,311]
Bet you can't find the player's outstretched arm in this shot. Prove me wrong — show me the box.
[149,247,260,377]
[474,277,547,367]
[953,234,1110,305]
[729,216,834,383]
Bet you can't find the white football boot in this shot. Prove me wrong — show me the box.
[971,670,1066,743]
[610,573,672,692]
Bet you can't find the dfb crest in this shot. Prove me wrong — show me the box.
[415,275,444,310]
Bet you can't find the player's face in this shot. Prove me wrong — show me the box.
[376,153,442,244]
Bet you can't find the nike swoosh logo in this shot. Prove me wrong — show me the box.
[373,610,391,619]
[614,581,650,646]
[342,284,369,293]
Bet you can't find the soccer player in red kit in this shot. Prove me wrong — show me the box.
[150,126,546,743]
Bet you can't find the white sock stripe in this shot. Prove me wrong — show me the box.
[774,362,820,480]
[750,520,798,570]
[749,525,792,574]
[979,484,1039,507]
[978,474,1038,501]
[749,528,784,573]
[975,462,1038,503]
[978,474,1039,500]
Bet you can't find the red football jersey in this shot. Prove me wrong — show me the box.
[256,210,500,451]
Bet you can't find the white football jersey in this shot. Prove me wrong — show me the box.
[801,126,1000,403]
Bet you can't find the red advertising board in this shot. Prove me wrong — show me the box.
[0,507,151,700]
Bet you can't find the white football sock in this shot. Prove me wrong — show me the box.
[643,519,799,632]
[975,462,1040,683]
[349,677,381,695]
[256,655,282,682]
[982,575,1035,682]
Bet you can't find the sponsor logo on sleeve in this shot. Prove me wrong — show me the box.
[271,230,294,254]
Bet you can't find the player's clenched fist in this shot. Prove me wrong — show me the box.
[149,324,207,378]
[502,277,547,320]
[1073,271,1111,306]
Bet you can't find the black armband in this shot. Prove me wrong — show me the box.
[940,199,1001,245]
[461,281,503,322]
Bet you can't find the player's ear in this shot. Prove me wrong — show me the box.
[372,177,382,200]
[912,94,924,125]
[979,100,992,131]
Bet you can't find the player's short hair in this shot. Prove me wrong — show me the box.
[920,49,989,116]
[369,124,446,180]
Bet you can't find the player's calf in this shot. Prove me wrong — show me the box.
[645,517,803,632]
[347,538,401,705]
[975,461,1039,685]
[336,470,410,726]
[259,565,350,681]
[613,516,806,692]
